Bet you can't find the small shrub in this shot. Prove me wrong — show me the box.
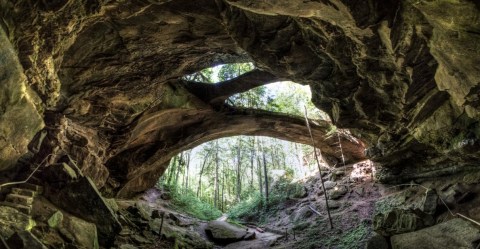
[161,184,222,221]
[228,192,263,221]
[227,178,305,222]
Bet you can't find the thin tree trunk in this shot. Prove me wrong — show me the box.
[257,156,263,198]
[167,156,177,186]
[222,166,225,212]
[250,137,255,189]
[197,151,210,197]
[175,153,183,186]
[214,141,219,209]
[236,139,242,202]
[185,150,191,191]
[263,147,269,209]
[270,144,276,169]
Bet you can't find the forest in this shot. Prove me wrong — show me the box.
[157,63,343,220]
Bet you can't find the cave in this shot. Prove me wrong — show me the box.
[0,0,479,248]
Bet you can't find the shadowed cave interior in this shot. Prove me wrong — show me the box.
[0,0,480,248]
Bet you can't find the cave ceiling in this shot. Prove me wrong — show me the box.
[0,0,479,197]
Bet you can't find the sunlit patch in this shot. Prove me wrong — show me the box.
[350,160,375,182]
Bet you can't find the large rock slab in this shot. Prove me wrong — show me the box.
[391,218,480,249]
[373,188,438,236]
[47,211,99,249]
[365,232,389,249]
[159,221,213,249]
[43,163,121,247]
[0,25,44,171]
[205,221,248,244]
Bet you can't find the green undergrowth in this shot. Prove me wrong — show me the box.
[159,184,222,221]
[228,177,305,223]
[294,219,371,249]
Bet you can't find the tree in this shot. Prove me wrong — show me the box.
[235,138,242,202]
[214,140,220,209]
[262,141,269,210]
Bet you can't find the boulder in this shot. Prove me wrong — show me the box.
[391,218,480,249]
[5,230,47,249]
[374,208,434,236]
[45,210,99,249]
[59,212,99,249]
[48,211,63,228]
[323,181,336,190]
[43,164,121,246]
[365,232,389,249]
[373,188,440,236]
[162,222,213,249]
[205,221,248,244]
[328,200,342,210]
[293,206,314,222]
[0,206,35,238]
[328,186,348,200]
[244,231,256,240]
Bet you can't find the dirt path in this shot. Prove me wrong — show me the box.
[217,213,228,221]
[216,230,283,249]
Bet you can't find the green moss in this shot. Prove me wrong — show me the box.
[291,218,371,249]
[335,223,370,249]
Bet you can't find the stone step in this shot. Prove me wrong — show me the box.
[11,188,37,197]
[6,193,33,206]
[18,183,43,194]
[0,201,32,215]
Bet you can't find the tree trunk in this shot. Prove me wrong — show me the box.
[175,153,183,187]
[167,156,177,186]
[236,139,242,202]
[185,150,191,191]
[214,141,219,209]
[221,165,225,212]
[250,137,255,189]
[257,156,263,198]
[197,151,210,198]
[263,147,269,209]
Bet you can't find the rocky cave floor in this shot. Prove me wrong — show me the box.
[111,161,385,249]
[111,161,480,249]
[2,161,480,249]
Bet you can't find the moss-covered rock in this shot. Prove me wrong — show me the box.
[205,220,247,244]
[0,206,36,238]
[391,218,480,249]
[373,188,439,236]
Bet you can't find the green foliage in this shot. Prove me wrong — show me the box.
[183,67,215,83]
[295,220,370,249]
[227,192,264,221]
[273,177,306,199]
[227,177,305,222]
[218,63,254,81]
[333,223,370,249]
[161,183,222,221]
